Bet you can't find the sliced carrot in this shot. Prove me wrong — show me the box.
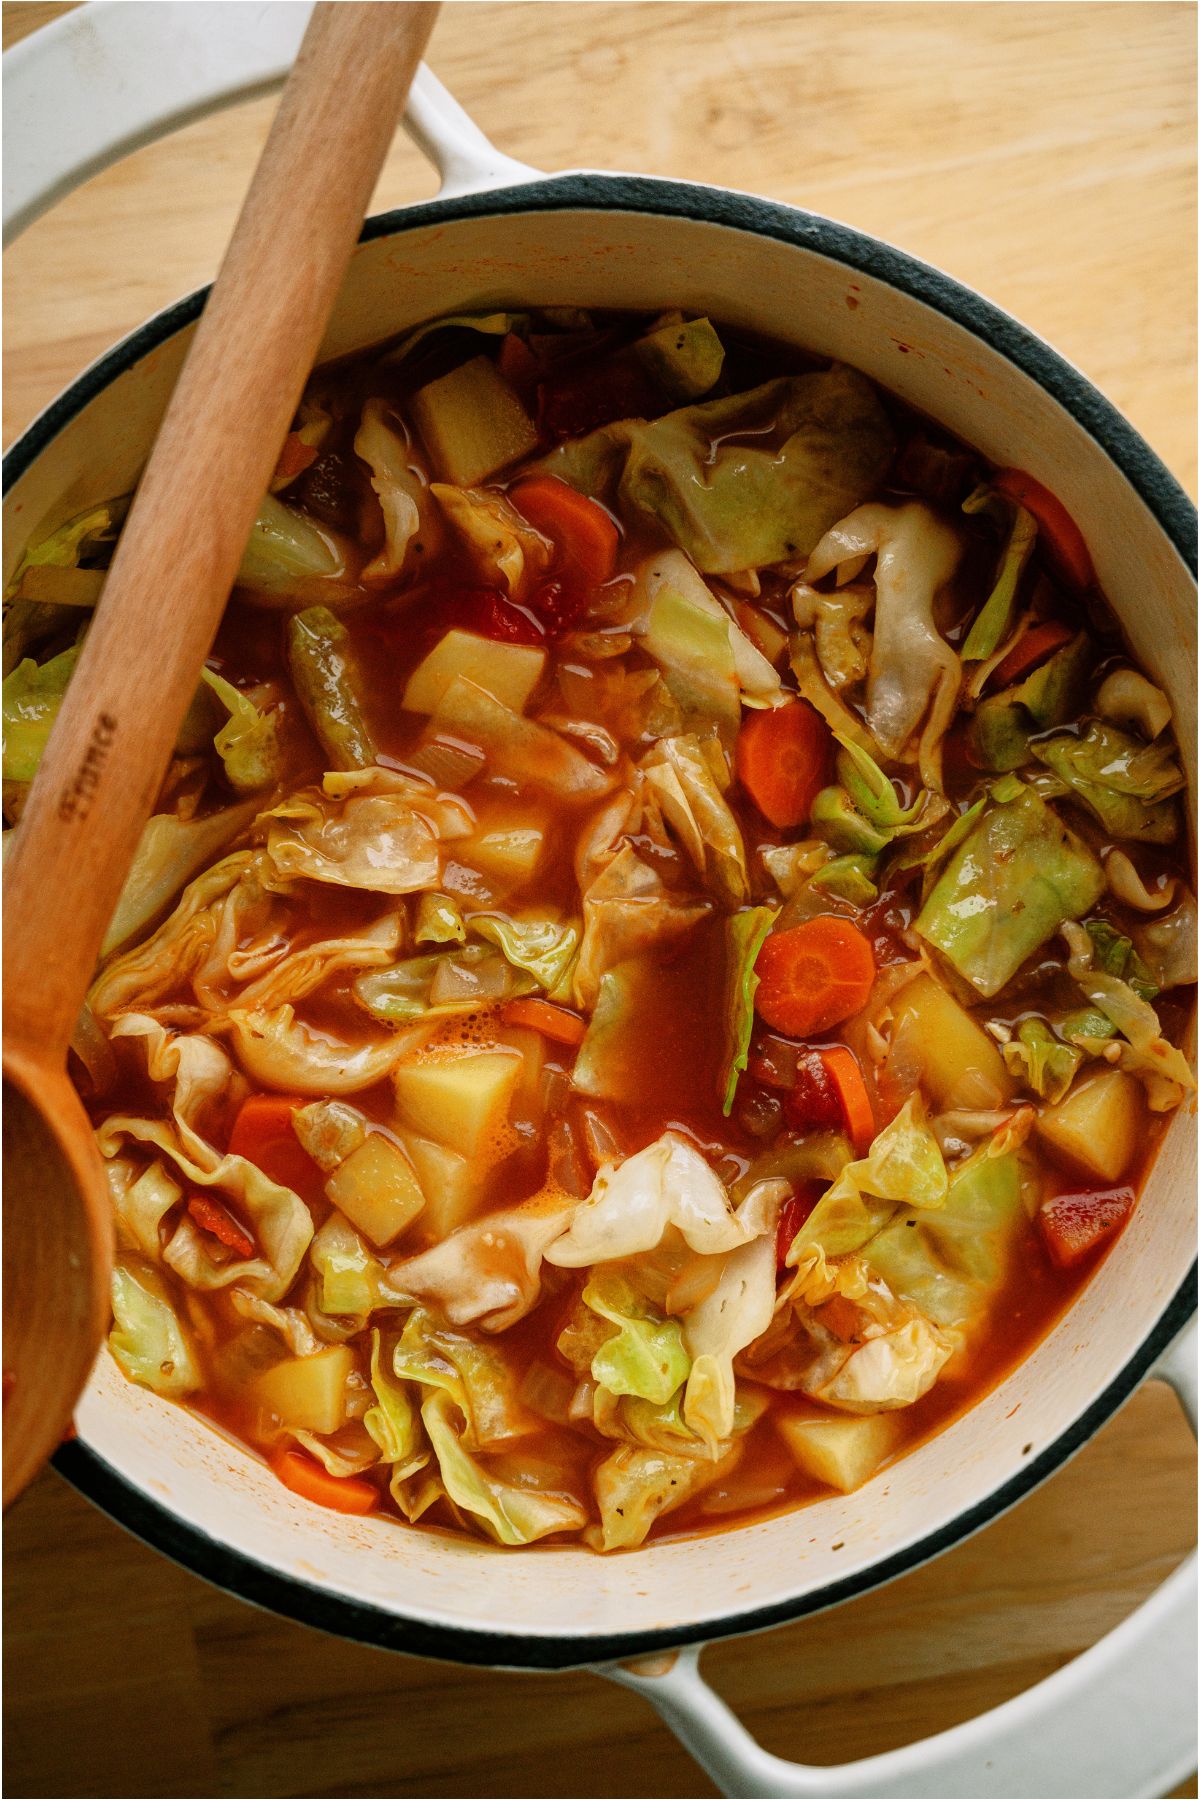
[502,996,588,1047]
[735,700,833,829]
[227,1094,322,1202]
[1037,1186,1134,1270]
[988,620,1074,691]
[270,1448,379,1516]
[273,431,318,486]
[508,475,619,590]
[187,1195,255,1259]
[820,1046,876,1156]
[754,917,876,1039]
[993,468,1094,591]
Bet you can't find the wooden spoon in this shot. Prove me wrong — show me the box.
[2,1,437,1506]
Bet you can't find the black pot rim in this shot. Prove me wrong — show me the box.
[8,171,1196,1673]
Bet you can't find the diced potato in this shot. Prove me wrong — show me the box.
[1036,1067,1144,1183]
[402,1132,489,1238]
[776,1409,901,1494]
[394,1046,522,1156]
[402,631,546,716]
[426,676,611,800]
[493,1025,547,1130]
[409,356,539,487]
[255,1345,353,1435]
[891,973,1015,1109]
[325,1132,425,1248]
[464,822,546,885]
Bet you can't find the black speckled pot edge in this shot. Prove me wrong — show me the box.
[5,171,1194,1673]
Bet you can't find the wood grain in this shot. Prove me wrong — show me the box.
[3,3,1195,1796]
[3,1384,1194,1799]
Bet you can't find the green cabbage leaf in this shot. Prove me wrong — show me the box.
[915,782,1103,998]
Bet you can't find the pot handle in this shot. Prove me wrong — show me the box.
[600,1316,1197,1799]
[2,0,539,244]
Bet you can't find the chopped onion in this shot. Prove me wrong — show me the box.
[1096,667,1172,740]
[1104,848,1176,912]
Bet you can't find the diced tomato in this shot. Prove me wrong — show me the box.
[187,1194,255,1260]
[227,1094,322,1203]
[271,1449,379,1515]
[525,577,587,636]
[751,1041,875,1153]
[992,468,1095,591]
[783,1047,846,1133]
[940,720,984,785]
[446,585,546,645]
[509,476,620,592]
[1038,1186,1135,1270]
[538,355,659,440]
[497,332,540,406]
[988,620,1075,691]
[776,1183,824,1270]
[749,1034,802,1092]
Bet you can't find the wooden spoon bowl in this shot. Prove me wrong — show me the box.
[1,1,436,1507]
[2,1059,112,1504]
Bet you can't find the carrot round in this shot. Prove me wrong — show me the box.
[227,1093,322,1202]
[187,1194,255,1259]
[820,1046,876,1155]
[989,620,1074,691]
[754,917,876,1038]
[273,431,318,487]
[271,1448,379,1515]
[501,996,588,1047]
[736,700,832,829]
[509,475,619,590]
[993,468,1094,591]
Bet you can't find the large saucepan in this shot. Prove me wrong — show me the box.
[4,8,1196,1795]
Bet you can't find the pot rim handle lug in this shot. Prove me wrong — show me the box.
[2,0,540,244]
[597,1317,1197,1799]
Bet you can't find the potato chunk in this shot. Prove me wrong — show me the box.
[463,821,546,886]
[402,631,546,716]
[409,356,539,487]
[394,1046,522,1156]
[255,1345,353,1435]
[1036,1067,1144,1183]
[776,1409,901,1494]
[890,973,1014,1109]
[325,1133,425,1248]
[402,1132,488,1238]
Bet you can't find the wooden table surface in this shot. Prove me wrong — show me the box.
[3,4,1196,1797]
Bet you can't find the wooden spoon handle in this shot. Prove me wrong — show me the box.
[2,1,437,1060]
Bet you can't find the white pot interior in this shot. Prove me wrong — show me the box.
[8,195,1195,1657]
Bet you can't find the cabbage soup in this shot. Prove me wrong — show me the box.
[5,307,1194,1550]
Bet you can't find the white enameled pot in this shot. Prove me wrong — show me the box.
[4,8,1196,1795]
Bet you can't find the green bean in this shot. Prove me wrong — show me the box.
[286,606,376,770]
